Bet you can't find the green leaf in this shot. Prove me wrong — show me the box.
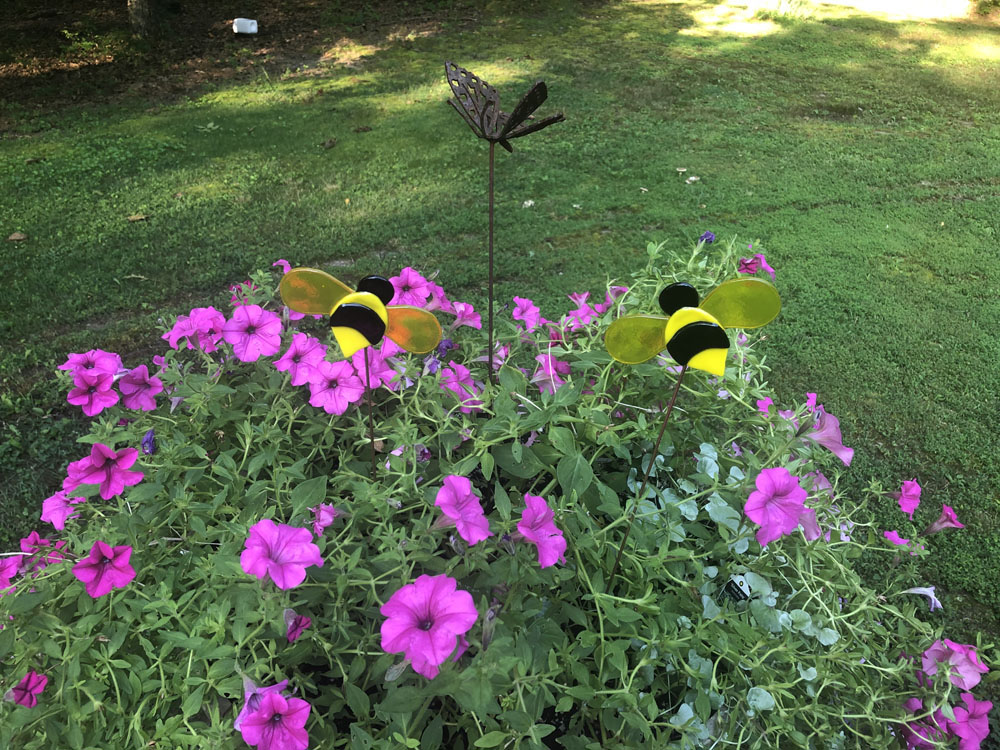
[747,687,776,711]
[474,731,509,748]
[290,476,328,515]
[557,453,595,499]
[494,480,512,521]
[378,685,425,714]
[480,451,494,481]
[345,683,371,718]
[493,443,546,479]
[547,425,576,456]
[181,684,206,718]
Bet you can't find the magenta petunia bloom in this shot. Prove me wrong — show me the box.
[222,305,282,362]
[883,530,910,546]
[434,475,492,546]
[564,292,598,330]
[274,333,327,387]
[593,284,628,315]
[63,443,144,500]
[239,691,311,750]
[532,353,571,395]
[283,608,312,643]
[162,307,227,352]
[234,677,289,731]
[350,348,398,391]
[449,301,482,330]
[72,541,136,598]
[744,468,808,547]
[516,494,567,568]
[4,671,48,708]
[512,296,542,331]
[899,697,949,750]
[922,639,989,690]
[805,405,854,466]
[66,368,119,416]
[59,349,123,377]
[756,397,773,415]
[923,504,965,535]
[1,555,23,595]
[272,259,292,274]
[308,360,364,415]
[20,531,67,573]
[118,365,164,411]
[310,503,344,537]
[425,280,454,313]
[380,574,478,679]
[895,479,921,520]
[40,491,86,531]
[950,692,993,750]
[738,252,775,280]
[389,267,432,307]
[240,520,323,590]
[440,361,483,414]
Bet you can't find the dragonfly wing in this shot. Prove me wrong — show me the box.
[279,268,352,315]
[505,112,565,140]
[605,315,668,364]
[445,62,502,138]
[386,306,442,354]
[498,81,547,139]
[700,278,781,329]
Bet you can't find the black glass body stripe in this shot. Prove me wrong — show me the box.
[329,303,386,345]
[665,321,729,366]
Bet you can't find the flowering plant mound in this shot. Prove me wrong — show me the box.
[0,239,992,749]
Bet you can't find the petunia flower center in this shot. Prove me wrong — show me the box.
[246,326,257,335]
[270,713,284,725]
[417,617,434,631]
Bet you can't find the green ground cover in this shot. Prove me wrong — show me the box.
[2,0,999,703]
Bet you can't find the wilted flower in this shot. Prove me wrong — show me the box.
[40,491,86,531]
[923,504,965,535]
[901,586,942,612]
[805,404,854,466]
[283,609,312,643]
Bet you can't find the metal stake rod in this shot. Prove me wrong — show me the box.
[365,347,376,479]
[488,140,496,384]
[608,365,688,583]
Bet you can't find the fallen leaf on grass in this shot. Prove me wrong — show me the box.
[127,214,149,222]
[7,232,27,241]
[321,138,337,149]
[353,126,372,133]
[25,157,46,165]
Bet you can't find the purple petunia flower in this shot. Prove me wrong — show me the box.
[433,475,492,546]
[274,333,327,387]
[63,443,144,500]
[40,491,86,531]
[66,369,119,416]
[72,541,136,598]
[222,305,282,362]
[308,360,364,415]
[4,671,48,708]
[744,467,808,547]
[283,608,312,643]
[239,691,311,750]
[516,494,566,568]
[119,365,164,411]
[240,519,323,590]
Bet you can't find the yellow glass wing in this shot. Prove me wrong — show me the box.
[605,315,668,364]
[279,268,354,316]
[386,306,443,354]
[700,278,781,329]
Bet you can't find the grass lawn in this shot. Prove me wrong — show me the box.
[2,0,999,704]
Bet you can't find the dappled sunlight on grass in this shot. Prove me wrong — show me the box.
[816,0,975,20]
[680,0,783,36]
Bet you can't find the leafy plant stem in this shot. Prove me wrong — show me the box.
[608,365,687,584]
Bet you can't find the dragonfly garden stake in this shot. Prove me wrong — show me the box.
[444,61,564,383]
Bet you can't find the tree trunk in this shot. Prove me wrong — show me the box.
[128,0,171,38]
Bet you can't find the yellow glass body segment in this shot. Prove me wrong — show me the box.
[331,291,388,358]
[664,307,727,377]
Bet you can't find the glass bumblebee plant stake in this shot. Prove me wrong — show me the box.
[279,268,443,477]
[445,61,564,383]
[605,277,781,582]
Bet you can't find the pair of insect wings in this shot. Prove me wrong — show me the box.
[279,269,442,358]
[445,61,565,152]
[605,278,781,376]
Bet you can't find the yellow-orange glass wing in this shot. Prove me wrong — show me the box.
[700,278,781,329]
[605,315,669,364]
[386,306,443,354]
[279,268,354,316]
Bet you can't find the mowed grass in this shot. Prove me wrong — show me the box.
[2,0,999,672]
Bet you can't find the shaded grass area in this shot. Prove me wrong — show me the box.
[2,0,999,694]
